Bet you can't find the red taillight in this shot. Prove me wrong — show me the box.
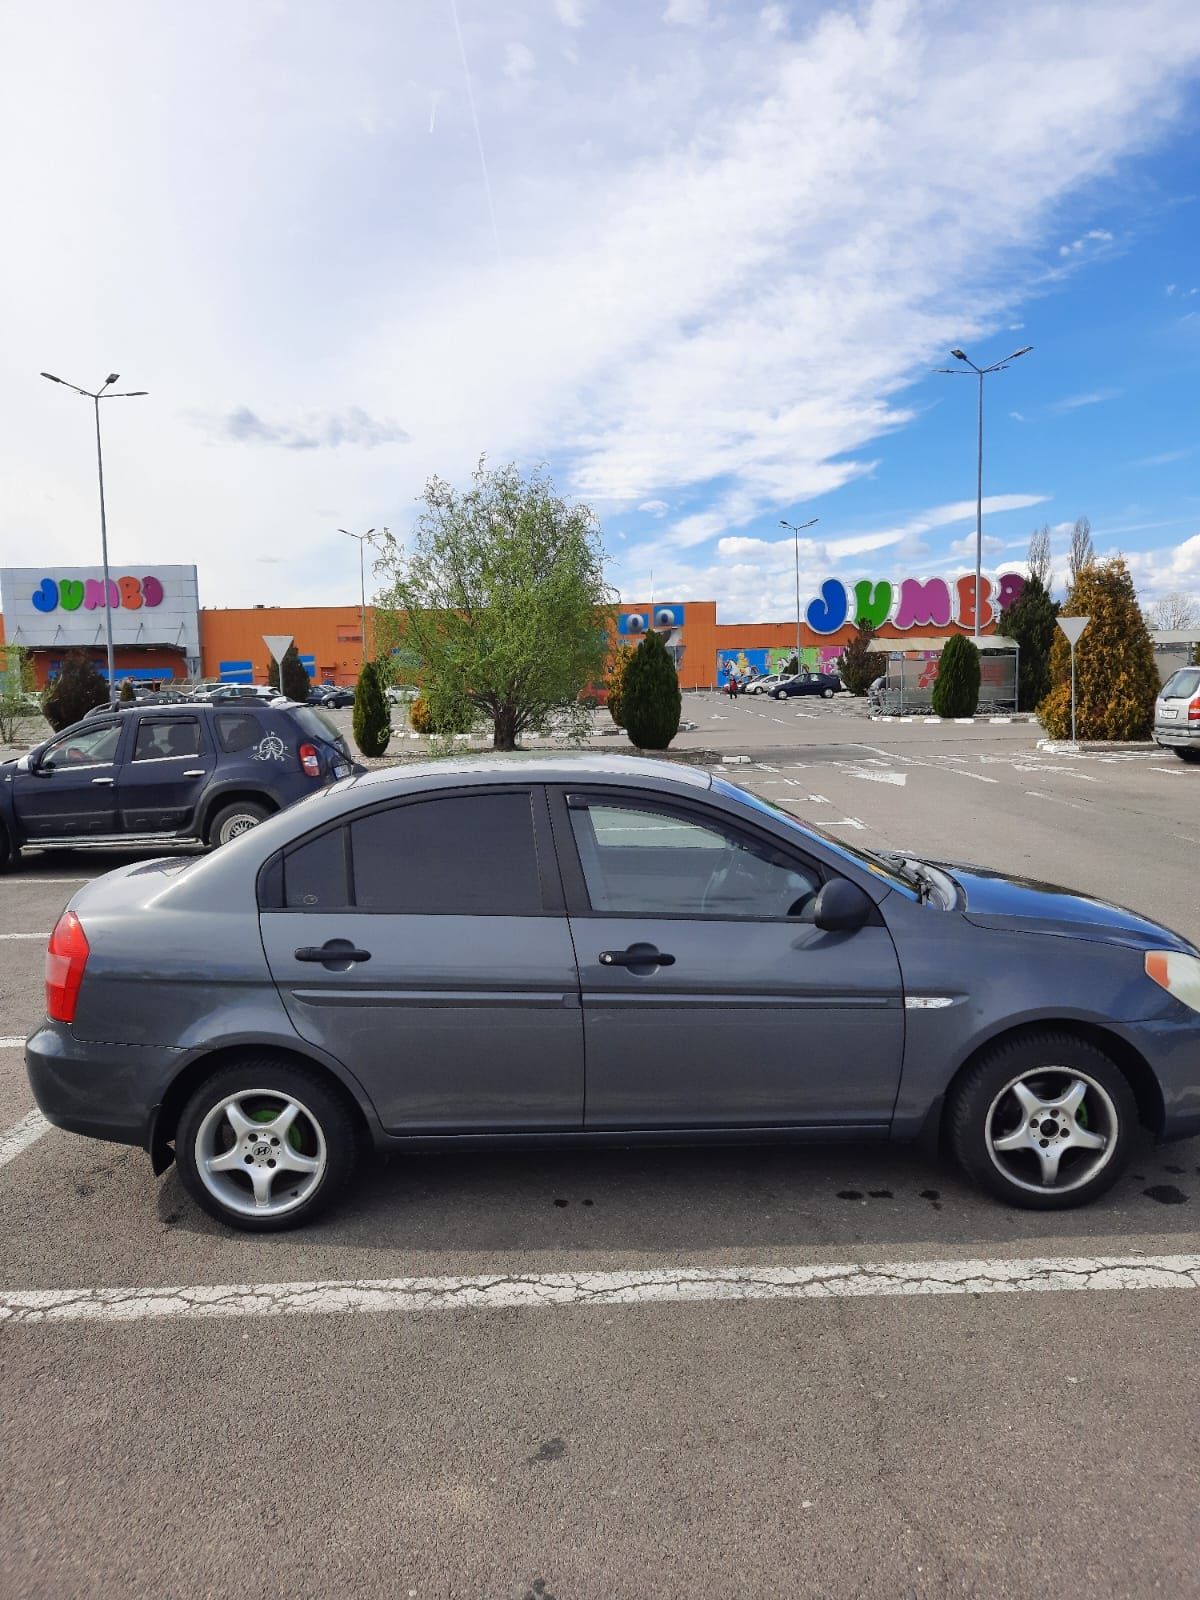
[1188,696,1200,723]
[46,912,89,1024]
[299,742,322,778]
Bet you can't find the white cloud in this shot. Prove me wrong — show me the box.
[1052,388,1122,411]
[638,499,670,516]
[664,0,709,23]
[1058,227,1114,257]
[503,41,536,79]
[554,0,587,25]
[1166,282,1178,294]
[760,4,788,34]
[2,0,1199,609]
[1124,533,1200,603]
[1010,410,1026,422]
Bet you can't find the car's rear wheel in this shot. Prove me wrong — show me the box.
[176,1061,356,1231]
[948,1032,1137,1209]
[0,822,14,873]
[773,689,787,700]
[207,799,269,847]
[821,686,834,698]
[1172,746,1200,763]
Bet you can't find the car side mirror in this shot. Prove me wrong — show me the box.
[812,878,873,933]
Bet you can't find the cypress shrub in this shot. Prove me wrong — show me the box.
[1039,557,1159,740]
[119,679,136,703]
[606,643,634,728]
[353,660,391,757]
[623,627,682,750]
[43,651,109,731]
[930,634,980,717]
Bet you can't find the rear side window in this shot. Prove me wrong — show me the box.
[290,706,343,745]
[284,829,351,909]
[214,712,263,753]
[133,718,201,760]
[352,793,541,914]
[1161,669,1200,701]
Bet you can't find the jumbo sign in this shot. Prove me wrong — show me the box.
[804,572,1026,634]
[30,574,165,613]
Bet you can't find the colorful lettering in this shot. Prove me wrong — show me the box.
[954,575,997,631]
[119,575,143,610]
[996,572,1026,612]
[84,578,120,610]
[30,578,58,612]
[59,578,84,611]
[805,579,848,635]
[142,575,164,607]
[852,580,893,628]
[894,578,952,630]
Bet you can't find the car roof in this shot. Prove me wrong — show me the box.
[341,752,711,793]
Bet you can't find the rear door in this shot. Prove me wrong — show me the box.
[259,785,584,1132]
[553,788,905,1130]
[117,714,215,833]
[12,719,125,839]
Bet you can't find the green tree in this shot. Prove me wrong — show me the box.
[267,643,311,703]
[43,651,108,732]
[375,460,611,751]
[606,642,634,728]
[0,645,38,744]
[1039,556,1159,740]
[622,626,682,750]
[837,620,886,696]
[998,572,1059,711]
[119,678,136,703]
[931,634,980,717]
[352,659,391,758]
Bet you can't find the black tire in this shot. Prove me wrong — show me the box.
[821,687,834,698]
[0,822,15,873]
[773,689,787,700]
[206,799,269,848]
[1172,747,1200,763]
[948,1031,1137,1209]
[175,1059,357,1232]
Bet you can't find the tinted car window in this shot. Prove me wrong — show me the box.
[351,793,541,914]
[214,712,263,753]
[285,828,351,909]
[1161,669,1200,701]
[40,722,123,770]
[291,706,343,746]
[569,802,819,918]
[133,718,201,761]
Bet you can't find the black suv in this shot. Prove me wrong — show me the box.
[0,702,355,869]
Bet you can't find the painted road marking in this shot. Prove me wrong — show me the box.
[0,934,49,942]
[6,1254,1200,1325]
[0,1037,28,1048]
[0,1111,49,1171]
[4,878,91,885]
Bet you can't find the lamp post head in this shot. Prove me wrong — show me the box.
[105,373,120,386]
[950,349,967,361]
[40,371,63,384]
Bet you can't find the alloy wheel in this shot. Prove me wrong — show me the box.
[195,1089,327,1218]
[984,1068,1117,1194]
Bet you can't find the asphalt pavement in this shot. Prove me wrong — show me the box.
[2,709,1199,1598]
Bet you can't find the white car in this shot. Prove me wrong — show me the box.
[743,672,789,696]
[385,684,417,705]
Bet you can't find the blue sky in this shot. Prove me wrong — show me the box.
[2,0,1198,623]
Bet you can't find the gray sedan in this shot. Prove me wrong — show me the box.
[25,755,1200,1230]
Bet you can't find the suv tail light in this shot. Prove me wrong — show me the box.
[46,911,89,1024]
[299,742,322,778]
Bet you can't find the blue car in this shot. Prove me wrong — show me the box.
[0,700,356,867]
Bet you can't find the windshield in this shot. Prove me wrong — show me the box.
[1161,668,1200,701]
[711,776,921,898]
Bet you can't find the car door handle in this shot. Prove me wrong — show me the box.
[599,943,676,971]
[91,776,115,786]
[183,769,205,777]
[294,940,372,967]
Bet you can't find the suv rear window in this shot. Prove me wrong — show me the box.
[214,711,264,752]
[291,706,345,747]
[1161,669,1200,701]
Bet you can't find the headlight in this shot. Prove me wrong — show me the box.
[1145,951,1200,1014]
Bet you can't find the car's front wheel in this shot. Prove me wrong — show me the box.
[773,689,788,700]
[176,1061,357,1231]
[948,1032,1137,1209]
[207,799,269,847]
[821,686,835,698]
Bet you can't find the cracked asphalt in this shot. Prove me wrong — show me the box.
[2,713,1199,1598]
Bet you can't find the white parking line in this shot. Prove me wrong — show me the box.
[0,1111,49,1170]
[0,934,49,942]
[5,1254,1199,1325]
[0,1037,27,1048]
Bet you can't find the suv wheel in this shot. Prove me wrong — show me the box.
[207,799,269,847]
[948,1031,1137,1209]
[176,1061,356,1231]
[1173,747,1199,763]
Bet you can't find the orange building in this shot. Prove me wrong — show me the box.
[199,605,371,687]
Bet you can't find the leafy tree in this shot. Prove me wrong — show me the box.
[267,643,311,703]
[119,678,136,703]
[43,651,108,732]
[606,643,635,727]
[0,646,37,744]
[375,460,611,751]
[352,659,390,758]
[1068,516,1094,589]
[837,620,886,696]
[930,634,980,717]
[622,626,682,750]
[1040,557,1159,740]
[998,571,1059,711]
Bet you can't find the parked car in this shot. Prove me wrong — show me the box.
[313,686,355,709]
[24,754,1200,1231]
[773,671,843,699]
[1153,666,1200,761]
[0,701,355,867]
[209,684,285,706]
[743,672,789,696]
[385,685,417,706]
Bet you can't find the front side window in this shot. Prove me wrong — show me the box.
[133,718,201,761]
[40,722,123,770]
[568,801,819,919]
[351,792,542,914]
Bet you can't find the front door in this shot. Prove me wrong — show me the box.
[259,786,584,1133]
[553,790,904,1130]
[117,715,214,833]
[12,720,125,840]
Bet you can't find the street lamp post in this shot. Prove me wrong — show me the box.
[41,371,148,707]
[338,528,376,669]
[779,517,819,673]
[934,345,1033,638]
